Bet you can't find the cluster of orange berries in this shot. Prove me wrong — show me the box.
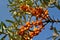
[18,4,49,40]
[20,5,49,19]
[18,19,44,40]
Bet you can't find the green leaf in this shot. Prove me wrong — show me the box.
[1,21,7,28]
[47,36,56,39]
[52,36,58,40]
[0,21,7,32]
[55,5,60,9]
[13,16,21,25]
[13,16,18,22]
[53,27,59,35]
[23,15,26,23]
[40,0,49,6]
[6,20,14,24]
[53,0,60,10]
[0,23,2,32]
[8,0,12,4]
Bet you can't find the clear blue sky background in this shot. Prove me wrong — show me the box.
[0,0,60,40]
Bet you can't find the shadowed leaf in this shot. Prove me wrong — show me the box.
[6,20,14,24]
[47,36,56,39]
[8,0,12,4]
[53,27,59,35]
[0,34,7,40]
[1,21,7,28]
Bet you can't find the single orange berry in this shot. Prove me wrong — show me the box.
[20,28,24,32]
[33,27,40,31]
[20,26,25,29]
[44,10,48,15]
[32,21,36,25]
[34,30,40,35]
[26,22,30,25]
[29,31,34,38]
[18,30,24,35]
[26,27,29,30]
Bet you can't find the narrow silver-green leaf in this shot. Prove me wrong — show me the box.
[1,21,7,28]
[0,34,7,40]
[6,20,14,24]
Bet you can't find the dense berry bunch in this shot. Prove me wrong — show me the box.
[18,19,44,40]
[20,5,49,19]
[18,4,49,40]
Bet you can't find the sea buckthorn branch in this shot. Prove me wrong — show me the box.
[18,19,46,40]
[45,19,60,23]
[0,0,59,40]
[18,18,60,40]
[7,4,60,40]
[18,4,60,40]
[20,4,49,20]
[18,4,50,40]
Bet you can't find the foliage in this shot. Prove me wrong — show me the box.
[0,0,60,40]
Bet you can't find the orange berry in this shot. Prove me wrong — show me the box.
[29,34,34,38]
[29,32,34,35]
[20,5,28,11]
[44,10,48,15]
[20,26,25,29]
[27,24,31,27]
[28,24,32,28]
[18,30,24,35]
[26,27,29,30]
[33,27,40,31]
[24,27,27,30]
[26,22,30,25]
[29,32,34,38]
[29,7,33,11]
[30,8,36,15]
[34,30,40,35]
[32,21,36,25]
[36,20,39,25]
[20,28,24,32]
[35,14,39,17]
[38,20,43,25]
[33,27,37,31]
[33,27,41,36]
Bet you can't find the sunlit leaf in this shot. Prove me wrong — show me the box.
[0,21,7,32]
[0,23,2,32]
[1,21,7,28]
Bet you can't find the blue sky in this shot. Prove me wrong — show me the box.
[0,0,60,40]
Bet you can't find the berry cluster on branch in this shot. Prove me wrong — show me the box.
[18,19,44,40]
[20,5,49,19]
[18,4,50,40]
